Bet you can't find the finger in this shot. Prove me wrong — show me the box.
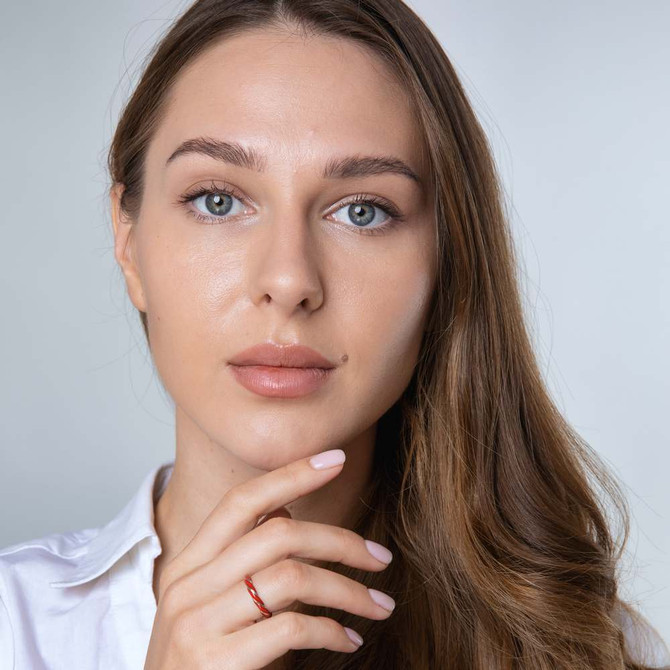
[164,449,346,588]
[181,516,393,603]
[204,612,363,668]
[254,506,292,528]
[192,558,395,637]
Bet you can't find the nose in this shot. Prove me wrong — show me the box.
[248,213,325,318]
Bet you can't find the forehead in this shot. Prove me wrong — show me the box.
[149,28,427,176]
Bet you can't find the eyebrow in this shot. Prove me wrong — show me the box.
[165,137,423,187]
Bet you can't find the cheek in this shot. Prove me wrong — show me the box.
[341,244,435,408]
[139,217,242,317]
[135,228,242,400]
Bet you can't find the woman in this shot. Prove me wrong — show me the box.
[1,0,668,668]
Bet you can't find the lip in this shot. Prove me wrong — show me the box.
[228,343,337,369]
[228,342,338,398]
[228,364,335,398]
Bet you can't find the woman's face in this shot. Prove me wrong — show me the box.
[112,28,436,468]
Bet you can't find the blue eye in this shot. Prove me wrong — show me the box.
[329,196,404,236]
[176,181,406,236]
[191,191,246,219]
[176,180,249,225]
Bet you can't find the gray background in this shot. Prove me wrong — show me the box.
[1,0,668,642]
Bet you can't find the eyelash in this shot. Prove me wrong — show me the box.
[175,180,406,237]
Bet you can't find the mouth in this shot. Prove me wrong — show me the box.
[228,363,335,398]
[228,342,338,369]
[227,341,340,398]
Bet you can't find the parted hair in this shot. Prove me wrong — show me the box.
[107,1,667,667]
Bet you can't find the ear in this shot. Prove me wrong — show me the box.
[110,183,148,313]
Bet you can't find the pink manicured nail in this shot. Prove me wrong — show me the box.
[344,627,363,647]
[309,449,346,470]
[365,539,393,564]
[368,588,396,612]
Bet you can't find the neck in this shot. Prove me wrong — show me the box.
[152,406,377,603]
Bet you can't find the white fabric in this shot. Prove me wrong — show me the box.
[0,461,174,669]
[0,460,668,669]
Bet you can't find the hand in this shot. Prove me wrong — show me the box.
[143,449,395,669]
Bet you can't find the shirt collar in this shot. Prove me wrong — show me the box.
[49,460,174,588]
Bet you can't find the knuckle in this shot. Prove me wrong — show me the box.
[157,565,177,596]
[278,611,306,641]
[286,462,303,487]
[222,484,253,510]
[318,615,343,635]
[333,524,351,545]
[336,526,360,560]
[171,607,199,647]
[261,515,293,538]
[276,558,308,589]
[160,579,188,619]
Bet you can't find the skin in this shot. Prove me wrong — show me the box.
[110,27,437,629]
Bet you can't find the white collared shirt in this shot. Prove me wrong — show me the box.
[1,460,669,669]
[0,460,174,669]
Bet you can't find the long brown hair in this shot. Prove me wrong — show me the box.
[107,1,668,667]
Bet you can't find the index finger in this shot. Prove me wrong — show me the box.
[165,448,346,582]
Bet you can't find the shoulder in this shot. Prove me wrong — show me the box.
[0,529,100,613]
[0,527,99,586]
[0,462,171,667]
[0,527,101,606]
[0,528,100,668]
[0,528,100,602]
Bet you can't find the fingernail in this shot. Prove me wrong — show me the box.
[309,449,346,470]
[368,588,396,612]
[344,627,363,647]
[365,539,393,564]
